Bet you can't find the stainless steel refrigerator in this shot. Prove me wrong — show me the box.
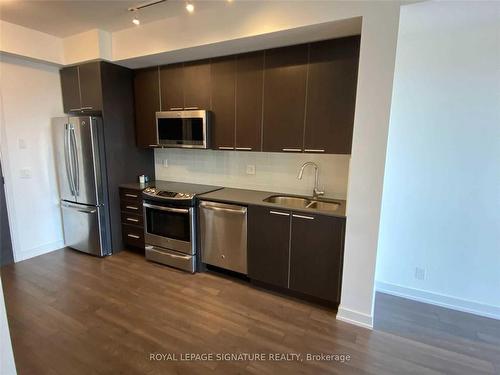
[53,116,111,256]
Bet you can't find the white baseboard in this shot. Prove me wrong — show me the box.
[15,240,64,262]
[336,306,373,330]
[376,281,500,321]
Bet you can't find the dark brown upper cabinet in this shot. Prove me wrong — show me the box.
[262,44,308,153]
[235,51,264,151]
[211,56,236,149]
[132,36,360,152]
[60,66,80,113]
[60,62,102,113]
[160,63,184,110]
[78,62,103,111]
[134,67,160,147]
[183,60,211,109]
[289,213,345,303]
[304,36,360,154]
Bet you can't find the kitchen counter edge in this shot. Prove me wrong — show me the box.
[198,187,346,219]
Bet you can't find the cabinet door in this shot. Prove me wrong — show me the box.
[160,63,184,110]
[289,213,345,303]
[60,66,81,113]
[247,205,290,288]
[235,51,264,151]
[134,67,160,147]
[262,44,308,152]
[211,56,236,149]
[78,62,103,111]
[184,60,211,109]
[304,37,360,154]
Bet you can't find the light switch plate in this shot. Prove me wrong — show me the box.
[20,168,31,179]
[18,138,27,149]
[246,165,256,175]
[163,159,168,168]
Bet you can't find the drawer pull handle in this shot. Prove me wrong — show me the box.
[218,146,234,150]
[270,211,290,216]
[282,148,301,152]
[126,218,139,223]
[184,107,198,110]
[292,214,314,220]
[125,194,138,198]
[169,107,183,110]
[304,149,325,153]
[235,147,252,151]
[127,234,140,239]
[126,205,139,210]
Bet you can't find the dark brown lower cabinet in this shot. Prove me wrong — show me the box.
[289,213,345,303]
[247,205,345,304]
[119,187,145,250]
[247,206,290,288]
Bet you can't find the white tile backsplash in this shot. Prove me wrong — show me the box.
[154,149,350,199]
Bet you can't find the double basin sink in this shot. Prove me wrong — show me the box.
[263,195,341,212]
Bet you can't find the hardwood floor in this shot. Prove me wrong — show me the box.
[1,248,499,374]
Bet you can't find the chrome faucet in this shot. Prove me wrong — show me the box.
[297,162,324,199]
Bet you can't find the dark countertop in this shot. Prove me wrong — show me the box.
[119,181,152,190]
[120,180,222,195]
[198,187,346,218]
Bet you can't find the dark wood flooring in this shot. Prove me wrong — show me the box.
[1,249,499,374]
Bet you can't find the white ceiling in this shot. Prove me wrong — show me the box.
[0,0,226,38]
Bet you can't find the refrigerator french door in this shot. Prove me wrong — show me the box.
[53,116,111,256]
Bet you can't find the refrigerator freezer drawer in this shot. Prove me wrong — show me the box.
[61,202,110,257]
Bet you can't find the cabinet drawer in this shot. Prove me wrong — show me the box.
[119,188,143,202]
[121,212,144,227]
[120,199,143,214]
[122,224,144,248]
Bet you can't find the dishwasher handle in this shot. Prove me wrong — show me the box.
[199,201,247,214]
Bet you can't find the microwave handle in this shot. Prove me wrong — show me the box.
[143,202,189,214]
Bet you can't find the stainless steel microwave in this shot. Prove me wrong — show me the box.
[156,110,211,148]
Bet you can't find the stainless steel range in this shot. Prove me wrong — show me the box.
[142,181,222,273]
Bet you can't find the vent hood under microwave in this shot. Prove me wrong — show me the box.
[156,110,211,149]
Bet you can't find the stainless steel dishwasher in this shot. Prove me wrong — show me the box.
[199,201,247,274]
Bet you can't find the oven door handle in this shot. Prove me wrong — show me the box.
[143,202,189,214]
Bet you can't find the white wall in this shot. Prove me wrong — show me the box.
[63,29,112,65]
[0,277,17,375]
[0,20,64,65]
[376,1,500,319]
[0,54,65,261]
[155,149,350,199]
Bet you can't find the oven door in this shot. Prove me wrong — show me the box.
[156,110,210,149]
[143,202,195,255]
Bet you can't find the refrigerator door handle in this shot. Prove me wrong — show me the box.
[69,125,80,196]
[61,201,98,214]
[64,124,75,196]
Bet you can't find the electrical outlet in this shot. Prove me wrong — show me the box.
[18,138,27,149]
[415,267,426,281]
[246,165,256,175]
[163,159,168,168]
